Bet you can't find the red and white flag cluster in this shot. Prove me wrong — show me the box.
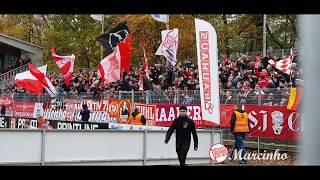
[268,48,294,75]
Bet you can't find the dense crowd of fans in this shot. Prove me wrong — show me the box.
[1,52,303,106]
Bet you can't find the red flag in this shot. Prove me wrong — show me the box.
[51,48,75,88]
[141,38,150,79]
[98,46,121,85]
[29,64,57,97]
[14,65,47,94]
[118,35,131,76]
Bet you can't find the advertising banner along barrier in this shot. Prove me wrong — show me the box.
[40,98,132,124]
[6,98,300,140]
[0,116,109,130]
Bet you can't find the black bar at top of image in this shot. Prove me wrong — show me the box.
[0,0,319,14]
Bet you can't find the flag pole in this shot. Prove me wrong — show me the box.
[166,15,170,67]
[101,14,104,60]
[263,14,267,57]
[166,14,169,30]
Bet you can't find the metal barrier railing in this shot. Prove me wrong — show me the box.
[8,88,291,107]
[219,48,297,62]
[0,63,31,85]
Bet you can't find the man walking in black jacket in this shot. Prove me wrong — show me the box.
[165,106,198,166]
[80,104,91,122]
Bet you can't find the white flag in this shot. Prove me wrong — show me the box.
[155,28,178,65]
[195,18,220,126]
[90,14,103,21]
[151,14,169,23]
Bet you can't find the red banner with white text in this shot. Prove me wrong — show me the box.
[156,104,300,140]
[220,105,300,140]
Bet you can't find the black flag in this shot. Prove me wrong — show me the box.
[96,21,130,55]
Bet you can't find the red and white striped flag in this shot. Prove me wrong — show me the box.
[141,38,150,79]
[14,65,47,94]
[268,48,294,75]
[98,46,121,85]
[51,48,75,88]
[28,64,57,97]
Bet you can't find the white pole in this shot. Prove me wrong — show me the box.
[263,14,267,57]
[166,14,169,30]
[101,14,104,60]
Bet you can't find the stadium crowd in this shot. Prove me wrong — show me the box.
[2,53,302,106]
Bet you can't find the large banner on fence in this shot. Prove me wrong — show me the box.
[41,98,132,124]
[0,116,108,129]
[156,104,300,140]
[195,18,220,126]
[135,103,157,126]
[220,105,300,140]
[12,102,44,119]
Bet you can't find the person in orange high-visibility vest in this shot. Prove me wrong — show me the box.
[230,104,250,164]
[128,107,146,125]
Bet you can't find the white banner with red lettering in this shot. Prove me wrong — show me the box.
[195,18,220,126]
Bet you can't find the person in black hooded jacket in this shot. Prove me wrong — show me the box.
[164,106,198,166]
[80,104,91,122]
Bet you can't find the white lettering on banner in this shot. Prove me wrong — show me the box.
[259,110,268,132]
[193,106,201,120]
[288,112,300,131]
[248,110,268,132]
[17,118,25,129]
[159,108,167,122]
[43,110,66,121]
[81,100,108,112]
[136,105,155,120]
[57,122,81,129]
[249,111,259,129]
[157,105,203,122]
[0,117,5,128]
[84,124,98,129]
[168,107,175,121]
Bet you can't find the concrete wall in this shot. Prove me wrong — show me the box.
[0,129,222,166]
[0,34,43,67]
